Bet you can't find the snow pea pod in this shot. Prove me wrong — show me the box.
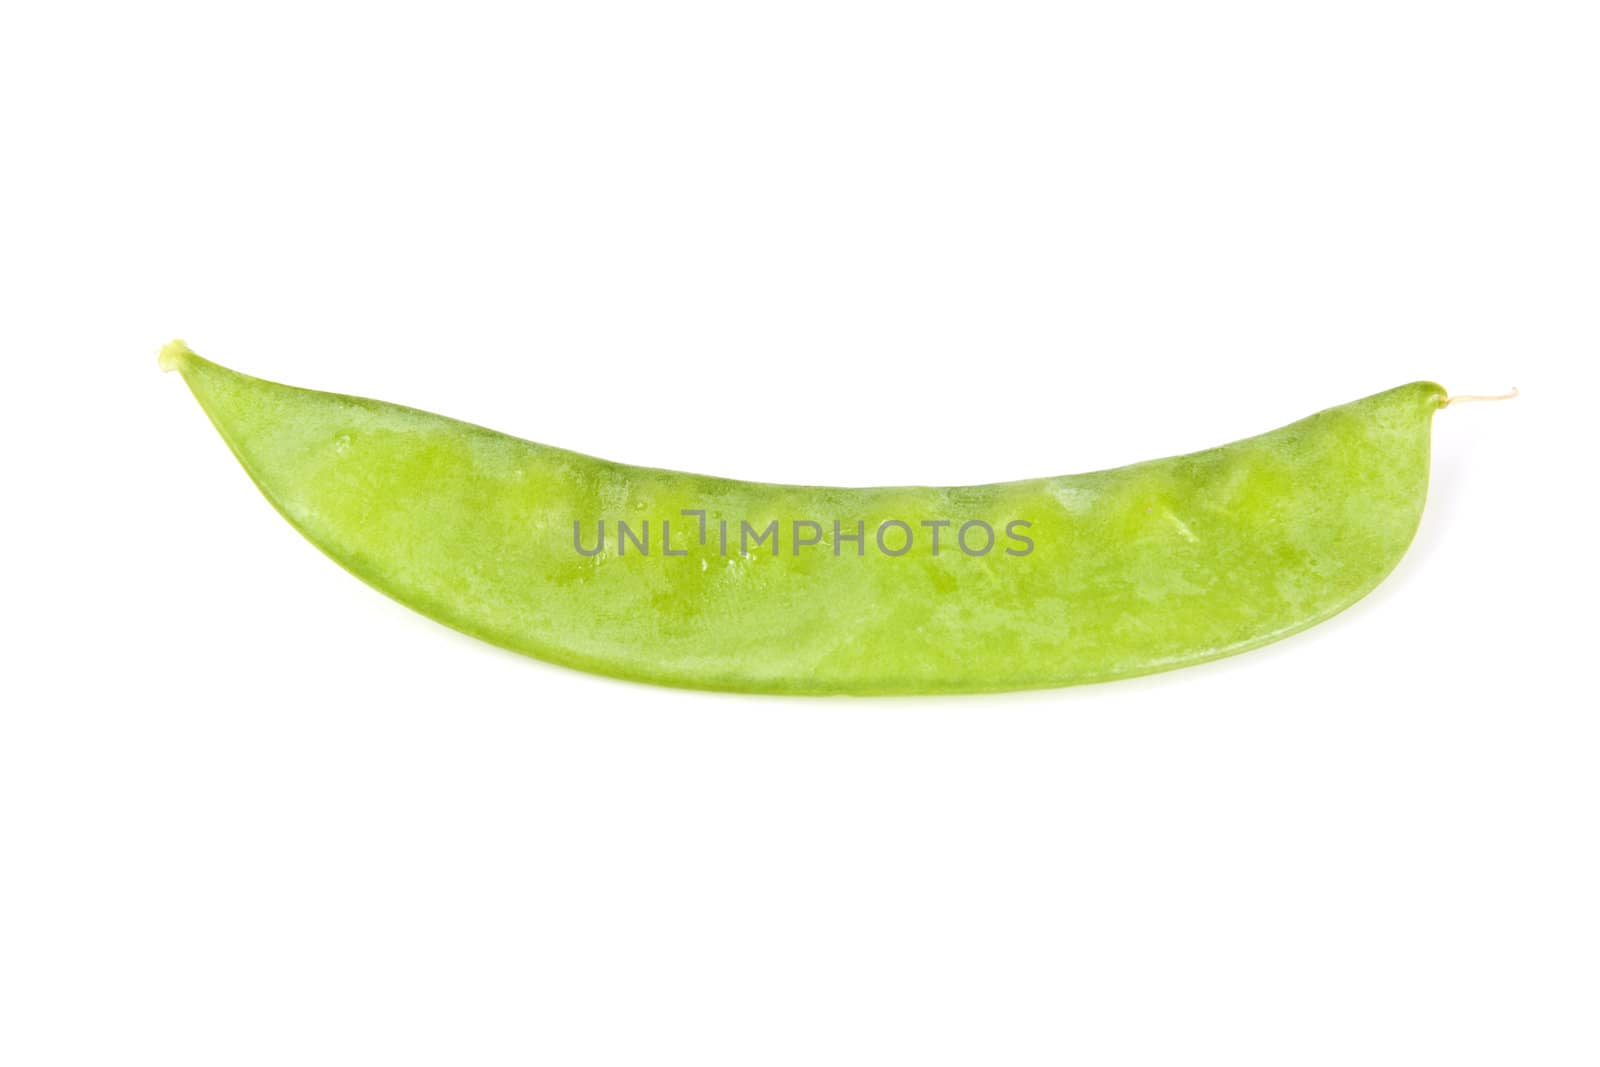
[161,340,1463,694]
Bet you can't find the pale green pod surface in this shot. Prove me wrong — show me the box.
[161,341,1446,694]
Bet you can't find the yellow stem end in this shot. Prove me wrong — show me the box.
[158,339,196,373]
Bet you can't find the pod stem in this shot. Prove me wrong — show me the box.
[1441,386,1519,408]
[158,339,197,373]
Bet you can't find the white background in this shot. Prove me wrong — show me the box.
[2,2,1596,1064]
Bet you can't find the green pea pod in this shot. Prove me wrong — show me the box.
[162,340,1467,695]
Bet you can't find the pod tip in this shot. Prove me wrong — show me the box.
[1441,386,1520,408]
[158,339,196,373]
